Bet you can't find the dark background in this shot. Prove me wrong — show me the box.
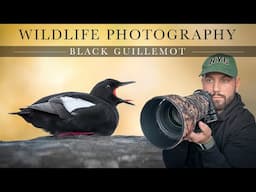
[1,2,255,23]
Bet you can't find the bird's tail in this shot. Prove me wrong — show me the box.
[9,112,20,115]
[9,108,30,115]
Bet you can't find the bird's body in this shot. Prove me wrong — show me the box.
[10,79,135,136]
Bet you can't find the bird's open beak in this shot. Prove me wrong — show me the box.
[122,99,134,105]
[118,81,136,105]
[119,81,136,86]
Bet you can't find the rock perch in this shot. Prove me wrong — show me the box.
[0,135,165,168]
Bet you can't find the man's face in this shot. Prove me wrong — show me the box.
[201,72,240,113]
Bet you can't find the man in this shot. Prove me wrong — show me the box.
[162,53,256,168]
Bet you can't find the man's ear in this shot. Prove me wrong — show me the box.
[235,77,240,92]
[201,76,204,84]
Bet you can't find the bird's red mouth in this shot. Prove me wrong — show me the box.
[113,86,134,105]
[113,88,117,97]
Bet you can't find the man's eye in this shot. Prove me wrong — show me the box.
[221,78,230,83]
[206,78,213,83]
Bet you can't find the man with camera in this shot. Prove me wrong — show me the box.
[162,53,256,168]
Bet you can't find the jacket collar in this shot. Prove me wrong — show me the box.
[217,93,244,121]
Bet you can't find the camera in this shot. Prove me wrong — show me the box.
[140,90,217,149]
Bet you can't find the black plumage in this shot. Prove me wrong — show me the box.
[10,78,135,136]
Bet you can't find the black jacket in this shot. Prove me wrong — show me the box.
[162,93,256,168]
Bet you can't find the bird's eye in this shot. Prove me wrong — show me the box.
[106,85,111,88]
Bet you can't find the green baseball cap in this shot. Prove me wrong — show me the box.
[200,53,238,77]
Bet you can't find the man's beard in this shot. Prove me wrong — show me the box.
[211,93,227,112]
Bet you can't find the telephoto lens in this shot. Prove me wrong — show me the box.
[140,90,217,149]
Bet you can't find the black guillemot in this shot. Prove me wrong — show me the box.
[10,78,135,137]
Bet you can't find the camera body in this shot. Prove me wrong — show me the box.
[140,90,217,149]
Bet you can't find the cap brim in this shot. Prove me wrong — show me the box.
[199,69,236,77]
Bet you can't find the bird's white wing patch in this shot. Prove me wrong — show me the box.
[60,96,96,113]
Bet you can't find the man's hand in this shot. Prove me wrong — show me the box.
[184,121,212,144]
